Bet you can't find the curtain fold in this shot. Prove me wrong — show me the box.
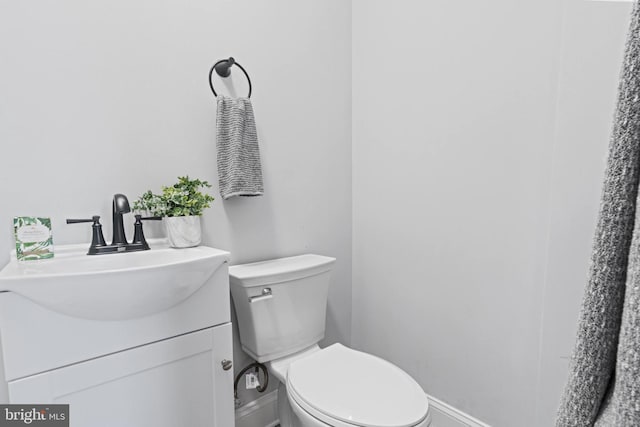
[556,3,640,426]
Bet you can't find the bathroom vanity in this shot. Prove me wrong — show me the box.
[0,243,234,426]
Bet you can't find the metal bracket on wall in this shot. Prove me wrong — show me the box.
[208,57,253,98]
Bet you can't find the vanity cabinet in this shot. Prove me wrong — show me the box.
[8,324,232,427]
[0,245,234,427]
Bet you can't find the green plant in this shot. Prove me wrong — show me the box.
[133,176,215,217]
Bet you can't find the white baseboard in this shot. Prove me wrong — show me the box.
[427,394,491,427]
[235,390,279,427]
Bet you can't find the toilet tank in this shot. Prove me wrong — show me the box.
[229,254,336,363]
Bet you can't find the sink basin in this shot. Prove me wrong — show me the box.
[0,241,229,321]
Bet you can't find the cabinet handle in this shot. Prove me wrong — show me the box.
[221,359,233,371]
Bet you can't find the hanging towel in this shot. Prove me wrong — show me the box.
[216,96,264,199]
[556,3,640,426]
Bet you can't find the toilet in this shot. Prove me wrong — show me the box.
[229,254,432,427]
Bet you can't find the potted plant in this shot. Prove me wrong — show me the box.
[133,176,215,248]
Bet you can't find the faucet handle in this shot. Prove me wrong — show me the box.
[66,216,107,254]
[66,215,101,224]
[137,216,162,221]
[131,214,162,249]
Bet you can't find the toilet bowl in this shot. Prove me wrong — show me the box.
[284,344,431,427]
[289,391,431,427]
[229,255,432,427]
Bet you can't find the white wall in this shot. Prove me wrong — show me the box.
[0,0,352,406]
[535,2,632,425]
[352,0,630,426]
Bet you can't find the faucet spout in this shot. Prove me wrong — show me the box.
[112,194,131,246]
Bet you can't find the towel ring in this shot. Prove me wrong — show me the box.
[209,57,252,98]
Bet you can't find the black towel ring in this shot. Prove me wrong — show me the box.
[209,57,252,98]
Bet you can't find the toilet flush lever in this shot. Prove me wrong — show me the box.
[248,288,273,303]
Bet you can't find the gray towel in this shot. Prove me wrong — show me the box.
[216,96,264,199]
[556,3,640,426]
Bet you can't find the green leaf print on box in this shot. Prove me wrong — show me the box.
[13,217,54,261]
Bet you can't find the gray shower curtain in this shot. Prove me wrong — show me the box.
[556,3,640,426]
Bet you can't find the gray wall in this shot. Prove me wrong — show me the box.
[352,0,631,425]
[0,0,352,406]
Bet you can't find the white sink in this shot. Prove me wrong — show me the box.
[0,241,229,321]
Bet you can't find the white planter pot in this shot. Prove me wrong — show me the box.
[163,216,202,248]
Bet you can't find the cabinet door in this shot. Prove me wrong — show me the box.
[8,324,234,427]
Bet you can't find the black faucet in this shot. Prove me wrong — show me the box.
[66,194,161,255]
[112,193,131,246]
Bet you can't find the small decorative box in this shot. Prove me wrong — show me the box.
[13,217,54,261]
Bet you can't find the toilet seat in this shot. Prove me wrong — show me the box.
[286,344,429,427]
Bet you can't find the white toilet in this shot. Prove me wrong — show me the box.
[229,254,432,427]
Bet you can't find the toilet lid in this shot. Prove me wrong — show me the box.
[286,344,429,427]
